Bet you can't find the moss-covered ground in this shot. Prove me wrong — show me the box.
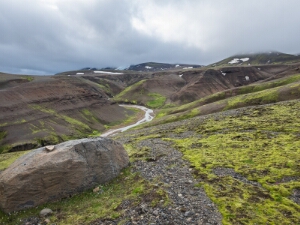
[0,167,168,225]
[113,80,167,108]
[114,80,147,104]
[146,93,166,108]
[150,74,300,127]
[108,100,300,224]
[160,101,300,224]
[156,73,300,117]
[0,151,30,171]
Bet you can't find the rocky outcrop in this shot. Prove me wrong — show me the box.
[0,137,129,213]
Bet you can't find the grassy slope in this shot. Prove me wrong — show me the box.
[122,100,300,224]
[0,105,140,154]
[114,80,166,108]
[0,151,30,171]
[168,102,300,224]
[151,73,300,126]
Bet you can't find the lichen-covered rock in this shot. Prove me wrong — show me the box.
[0,137,129,213]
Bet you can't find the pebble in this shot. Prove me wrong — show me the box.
[39,208,53,217]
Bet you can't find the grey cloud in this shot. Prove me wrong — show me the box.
[0,0,299,75]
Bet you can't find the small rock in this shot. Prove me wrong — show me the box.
[180,207,187,212]
[93,187,100,193]
[45,145,55,152]
[44,218,51,224]
[153,210,159,216]
[39,208,53,217]
[187,217,193,222]
[184,211,194,217]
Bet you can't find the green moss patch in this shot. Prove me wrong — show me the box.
[114,80,147,100]
[0,151,30,171]
[150,79,300,127]
[154,74,300,124]
[163,101,300,224]
[146,93,166,108]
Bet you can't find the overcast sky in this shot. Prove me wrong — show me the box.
[0,0,299,75]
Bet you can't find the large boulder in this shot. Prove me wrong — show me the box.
[0,137,129,213]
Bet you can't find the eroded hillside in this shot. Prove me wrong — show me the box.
[0,74,135,153]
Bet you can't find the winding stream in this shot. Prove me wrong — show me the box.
[100,105,154,137]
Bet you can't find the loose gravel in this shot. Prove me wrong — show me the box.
[92,138,222,225]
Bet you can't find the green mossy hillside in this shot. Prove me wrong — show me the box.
[118,100,300,224]
[156,73,300,120]
[114,80,147,104]
[163,101,300,224]
[113,80,167,108]
[146,93,166,108]
[151,75,300,127]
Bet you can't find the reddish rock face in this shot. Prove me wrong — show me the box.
[0,137,129,213]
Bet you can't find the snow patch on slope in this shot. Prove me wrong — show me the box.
[228,58,249,64]
[94,71,123,75]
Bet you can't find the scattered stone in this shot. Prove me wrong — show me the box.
[153,210,159,216]
[184,211,193,217]
[213,167,262,187]
[45,145,55,152]
[44,218,51,224]
[291,188,300,205]
[39,208,53,217]
[93,187,100,193]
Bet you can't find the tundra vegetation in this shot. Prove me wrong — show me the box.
[121,100,300,224]
[1,64,300,224]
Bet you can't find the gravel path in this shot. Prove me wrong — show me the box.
[92,138,222,225]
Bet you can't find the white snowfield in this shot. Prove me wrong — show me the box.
[101,105,154,137]
[145,66,152,69]
[76,73,84,75]
[183,67,193,69]
[240,58,250,62]
[179,74,183,77]
[228,58,249,64]
[94,71,123,75]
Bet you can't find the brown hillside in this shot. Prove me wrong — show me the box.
[0,74,132,153]
[170,64,300,104]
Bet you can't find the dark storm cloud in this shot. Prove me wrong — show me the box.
[0,0,299,75]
